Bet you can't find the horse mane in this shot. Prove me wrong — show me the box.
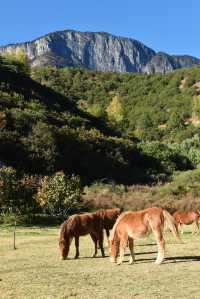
[59,214,79,243]
[95,209,106,218]
[109,211,130,243]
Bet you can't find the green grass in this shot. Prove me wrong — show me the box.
[1,226,200,298]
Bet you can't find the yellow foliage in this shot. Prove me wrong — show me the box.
[2,47,27,63]
[87,103,104,117]
[106,95,123,123]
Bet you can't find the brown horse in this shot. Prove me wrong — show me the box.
[109,207,180,265]
[173,211,200,234]
[97,208,121,239]
[59,210,105,260]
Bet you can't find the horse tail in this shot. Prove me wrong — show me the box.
[59,214,78,243]
[163,210,180,241]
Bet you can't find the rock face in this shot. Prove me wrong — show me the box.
[0,29,199,74]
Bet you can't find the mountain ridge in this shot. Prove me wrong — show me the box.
[0,29,199,74]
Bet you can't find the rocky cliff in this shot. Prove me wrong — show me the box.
[0,29,199,74]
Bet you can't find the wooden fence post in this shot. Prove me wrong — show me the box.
[13,220,16,250]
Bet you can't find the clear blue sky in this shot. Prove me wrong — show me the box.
[1,0,199,57]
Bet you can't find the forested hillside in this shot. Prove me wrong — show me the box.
[32,65,200,142]
[1,55,200,218]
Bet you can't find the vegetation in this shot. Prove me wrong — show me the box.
[32,65,200,142]
[36,172,83,216]
[1,55,200,219]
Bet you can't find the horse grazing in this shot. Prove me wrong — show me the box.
[97,208,121,239]
[59,211,105,260]
[173,211,200,234]
[109,207,180,265]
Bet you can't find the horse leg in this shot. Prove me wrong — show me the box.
[106,229,110,240]
[98,231,105,258]
[128,237,135,264]
[117,234,128,265]
[192,220,199,235]
[90,233,98,257]
[74,236,79,259]
[179,223,184,234]
[196,219,200,234]
[154,230,165,265]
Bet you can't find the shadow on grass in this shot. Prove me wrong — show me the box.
[136,243,156,247]
[66,250,158,260]
[129,255,200,264]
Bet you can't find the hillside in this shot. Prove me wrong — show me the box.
[0,56,144,184]
[32,65,200,142]
[0,29,200,74]
[2,56,200,217]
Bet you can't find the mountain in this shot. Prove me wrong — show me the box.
[0,29,200,74]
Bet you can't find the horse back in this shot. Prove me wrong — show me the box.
[113,207,163,240]
[74,212,103,236]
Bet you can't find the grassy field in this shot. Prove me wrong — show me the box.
[1,225,200,299]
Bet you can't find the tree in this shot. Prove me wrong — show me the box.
[167,111,185,129]
[2,48,30,74]
[106,95,123,123]
[0,166,18,210]
[36,172,82,216]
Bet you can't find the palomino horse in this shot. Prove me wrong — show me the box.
[173,211,200,234]
[109,207,180,265]
[59,210,105,260]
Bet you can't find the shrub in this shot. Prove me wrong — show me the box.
[0,166,18,210]
[138,141,176,177]
[36,172,82,216]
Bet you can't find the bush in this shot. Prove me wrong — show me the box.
[0,166,18,210]
[36,172,82,216]
[139,142,176,177]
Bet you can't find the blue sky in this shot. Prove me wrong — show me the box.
[1,0,199,57]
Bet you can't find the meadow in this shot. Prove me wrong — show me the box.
[1,225,200,298]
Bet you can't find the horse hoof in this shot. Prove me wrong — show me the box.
[61,256,66,261]
[155,259,164,265]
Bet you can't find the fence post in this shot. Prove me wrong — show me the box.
[13,219,16,250]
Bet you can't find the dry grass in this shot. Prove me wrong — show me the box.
[1,226,200,298]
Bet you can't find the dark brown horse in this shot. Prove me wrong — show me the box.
[59,210,105,260]
[173,211,200,234]
[109,207,180,265]
[97,208,121,239]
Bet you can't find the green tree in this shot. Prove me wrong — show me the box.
[0,166,18,210]
[167,111,185,129]
[36,172,82,216]
[2,48,30,74]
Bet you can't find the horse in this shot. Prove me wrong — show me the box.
[108,207,180,265]
[59,210,105,260]
[173,211,200,234]
[97,208,121,239]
